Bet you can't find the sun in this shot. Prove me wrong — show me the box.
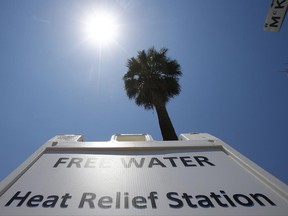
[82,10,119,46]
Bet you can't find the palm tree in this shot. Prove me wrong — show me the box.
[123,47,182,140]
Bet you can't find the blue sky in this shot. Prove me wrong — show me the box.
[0,0,288,184]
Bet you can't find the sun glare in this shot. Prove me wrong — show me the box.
[83,10,119,46]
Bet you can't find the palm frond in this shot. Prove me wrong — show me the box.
[123,47,182,109]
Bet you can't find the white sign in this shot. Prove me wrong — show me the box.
[264,0,288,32]
[0,133,288,216]
[0,151,287,215]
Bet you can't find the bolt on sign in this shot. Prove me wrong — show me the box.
[0,133,288,216]
[264,0,288,32]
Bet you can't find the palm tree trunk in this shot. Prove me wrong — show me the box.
[154,102,178,141]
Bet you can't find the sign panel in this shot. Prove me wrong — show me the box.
[264,0,288,32]
[0,146,287,216]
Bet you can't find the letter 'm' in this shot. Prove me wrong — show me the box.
[269,16,280,27]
